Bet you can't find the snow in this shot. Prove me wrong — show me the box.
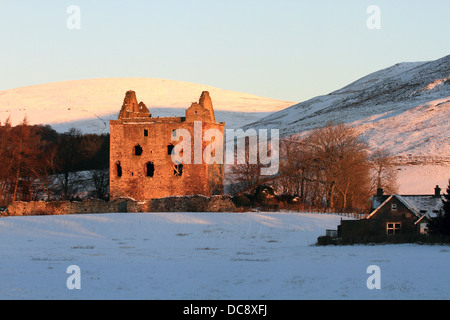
[0,78,294,134]
[400,195,444,218]
[0,212,449,300]
[244,56,450,159]
[243,55,450,195]
[396,164,450,195]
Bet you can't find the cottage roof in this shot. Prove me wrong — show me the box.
[400,195,443,218]
[368,193,444,221]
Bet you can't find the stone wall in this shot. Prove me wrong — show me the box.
[150,195,235,213]
[6,199,129,216]
[6,195,236,216]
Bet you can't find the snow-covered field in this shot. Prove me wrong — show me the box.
[0,212,449,300]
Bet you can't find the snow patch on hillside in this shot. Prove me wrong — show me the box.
[397,165,450,195]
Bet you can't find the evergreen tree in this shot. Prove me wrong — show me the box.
[428,180,450,236]
[443,182,450,216]
[441,182,450,235]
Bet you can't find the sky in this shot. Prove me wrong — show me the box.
[0,0,449,102]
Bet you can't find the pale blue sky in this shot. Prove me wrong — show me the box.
[0,0,449,102]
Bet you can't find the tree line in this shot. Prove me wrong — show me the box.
[228,121,399,213]
[1,118,399,214]
[0,117,109,205]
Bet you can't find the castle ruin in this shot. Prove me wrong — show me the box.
[109,90,225,201]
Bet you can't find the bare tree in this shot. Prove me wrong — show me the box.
[277,135,313,199]
[305,122,371,209]
[52,128,86,200]
[227,132,276,195]
[369,148,399,194]
[90,168,109,200]
[276,121,372,211]
[228,154,264,195]
[26,143,61,201]
[0,118,14,205]
[9,117,49,202]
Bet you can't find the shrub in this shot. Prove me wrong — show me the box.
[317,236,338,246]
[232,195,252,208]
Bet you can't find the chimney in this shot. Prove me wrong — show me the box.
[376,188,384,197]
[435,185,441,198]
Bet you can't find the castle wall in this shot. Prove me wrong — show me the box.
[110,119,224,200]
[6,196,236,216]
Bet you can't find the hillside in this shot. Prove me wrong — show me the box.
[0,78,295,133]
[241,55,450,194]
[243,55,450,162]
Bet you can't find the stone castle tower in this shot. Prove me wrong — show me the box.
[109,90,225,200]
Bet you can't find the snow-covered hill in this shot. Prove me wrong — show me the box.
[0,78,294,133]
[244,55,450,162]
[241,55,450,194]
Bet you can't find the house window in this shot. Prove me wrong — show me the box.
[173,164,183,176]
[420,223,428,234]
[146,162,155,177]
[391,203,397,210]
[144,129,148,137]
[387,222,401,235]
[134,145,143,156]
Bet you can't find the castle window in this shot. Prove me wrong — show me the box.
[167,144,174,155]
[116,161,122,177]
[144,129,148,137]
[146,162,155,177]
[134,144,143,156]
[173,164,183,176]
